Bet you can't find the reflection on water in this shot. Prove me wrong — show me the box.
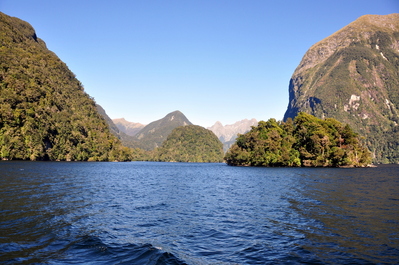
[0,161,398,264]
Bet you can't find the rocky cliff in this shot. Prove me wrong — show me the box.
[284,14,399,163]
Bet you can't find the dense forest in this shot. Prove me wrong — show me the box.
[152,125,224,163]
[225,113,372,167]
[0,12,378,166]
[0,12,132,161]
[131,111,193,151]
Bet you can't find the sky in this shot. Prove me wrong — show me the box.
[1,1,398,127]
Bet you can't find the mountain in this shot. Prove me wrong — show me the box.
[283,13,399,163]
[155,125,224,163]
[208,119,258,152]
[133,111,193,150]
[95,105,145,151]
[112,118,145,136]
[0,12,131,161]
[96,104,121,138]
[208,119,258,143]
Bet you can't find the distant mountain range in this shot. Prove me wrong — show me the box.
[6,11,398,163]
[112,118,145,137]
[102,110,256,153]
[99,110,194,151]
[208,119,258,151]
[0,12,255,160]
[284,13,399,163]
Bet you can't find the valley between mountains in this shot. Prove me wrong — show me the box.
[0,12,398,164]
[111,111,257,153]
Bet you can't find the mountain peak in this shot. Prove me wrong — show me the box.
[113,118,127,122]
[165,110,186,122]
[355,13,399,28]
[133,111,193,150]
[168,110,183,115]
[284,13,399,163]
[208,119,258,152]
[112,118,145,137]
[297,13,399,75]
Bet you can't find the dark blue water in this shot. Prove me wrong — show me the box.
[0,161,398,264]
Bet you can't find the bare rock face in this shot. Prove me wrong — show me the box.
[284,13,399,163]
[208,119,258,152]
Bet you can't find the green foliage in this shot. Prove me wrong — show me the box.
[153,125,224,163]
[225,113,372,167]
[0,12,134,161]
[132,111,193,151]
[285,21,399,163]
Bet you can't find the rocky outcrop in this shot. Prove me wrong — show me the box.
[284,14,399,163]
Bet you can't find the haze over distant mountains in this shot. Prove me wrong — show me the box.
[208,119,258,142]
[0,11,256,161]
[208,119,258,151]
[101,111,195,151]
[2,11,399,163]
[108,113,257,153]
[113,118,145,137]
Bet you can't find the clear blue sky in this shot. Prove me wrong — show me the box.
[1,1,398,127]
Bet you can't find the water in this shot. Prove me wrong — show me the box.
[0,161,398,264]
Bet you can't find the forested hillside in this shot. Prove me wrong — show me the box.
[225,113,371,167]
[132,111,193,150]
[0,12,132,161]
[284,14,399,163]
[154,125,224,163]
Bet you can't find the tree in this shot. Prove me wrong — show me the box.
[153,125,224,163]
[225,113,372,167]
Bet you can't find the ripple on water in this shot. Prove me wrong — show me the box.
[0,162,398,264]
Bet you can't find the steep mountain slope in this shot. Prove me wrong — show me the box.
[96,105,143,150]
[284,13,399,163]
[155,125,224,163]
[96,104,121,138]
[113,118,145,136]
[208,119,258,151]
[133,111,193,150]
[0,12,131,161]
